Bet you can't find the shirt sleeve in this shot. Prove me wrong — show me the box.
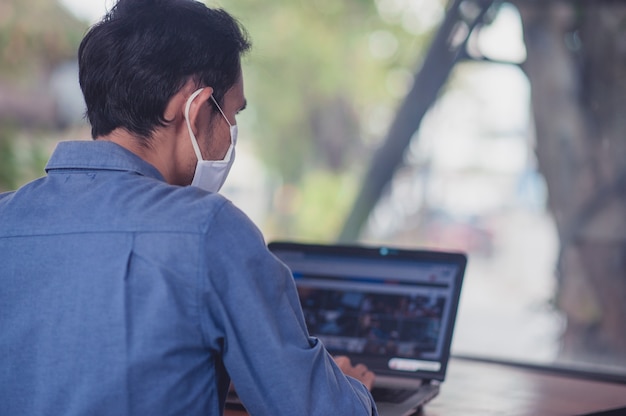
[198,200,378,416]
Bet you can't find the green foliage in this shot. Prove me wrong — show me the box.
[0,128,19,191]
[216,0,437,239]
[265,170,358,242]
[0,0,86,79]
[0,0,86,191]
[293,170,359,241]
[223,0,433,183]
[0,127,49,192]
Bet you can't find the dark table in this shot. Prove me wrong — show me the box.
[225,356,626,416]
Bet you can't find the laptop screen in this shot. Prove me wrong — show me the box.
[268,242,466,382]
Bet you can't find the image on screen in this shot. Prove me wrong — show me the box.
[297,283,447,359]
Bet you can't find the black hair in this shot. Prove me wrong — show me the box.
[78,0,251,140]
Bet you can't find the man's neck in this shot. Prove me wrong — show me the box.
[96,128,180,185]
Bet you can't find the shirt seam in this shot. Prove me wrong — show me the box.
[196,198,231,349]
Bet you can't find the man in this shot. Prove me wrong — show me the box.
[0,0,377,415]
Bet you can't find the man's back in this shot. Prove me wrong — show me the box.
[0,141,243,415]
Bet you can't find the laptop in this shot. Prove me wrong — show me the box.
[268,241,467,416]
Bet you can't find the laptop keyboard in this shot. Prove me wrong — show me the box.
[371,387,420,403]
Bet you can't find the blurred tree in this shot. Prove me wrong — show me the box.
[0,127,19,190]
[514,0,626,367]
[340,0,626,368]
[0,0,86,123]
[2,0,437,235]
[0,0,86,191]
[0,0,84,75]
[225,0,437,239]
[339,0,496,242]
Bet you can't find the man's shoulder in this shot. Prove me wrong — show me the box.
[0,190,15,203]
[128,181,237,232]
[135,181,261,236]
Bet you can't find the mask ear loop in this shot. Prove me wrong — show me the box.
[209,94,237,161]
[184,88,205,162]
[209,95,233,127]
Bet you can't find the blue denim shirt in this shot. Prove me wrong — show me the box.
[0,140,376,416]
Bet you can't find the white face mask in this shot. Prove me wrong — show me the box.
[184,88,238,193]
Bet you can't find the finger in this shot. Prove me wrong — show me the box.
[333,355,351,370]
[354,363,367,374]
[361,370,375,390]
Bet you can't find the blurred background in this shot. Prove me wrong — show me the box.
[2,0,625,376]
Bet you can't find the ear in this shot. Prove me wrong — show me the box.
[185,86,215,136]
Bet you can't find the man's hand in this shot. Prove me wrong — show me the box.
[333,355,375,391]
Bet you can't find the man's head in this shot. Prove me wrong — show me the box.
[78,0,251,142]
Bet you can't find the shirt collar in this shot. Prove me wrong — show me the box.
[45,140,166,182]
